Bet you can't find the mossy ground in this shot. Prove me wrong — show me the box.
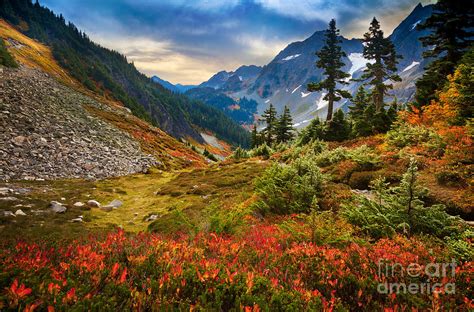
[0,160,267,241]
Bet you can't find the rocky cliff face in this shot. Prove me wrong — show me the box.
[0,66,158,181]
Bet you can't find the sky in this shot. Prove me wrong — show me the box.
[41,0,435,85]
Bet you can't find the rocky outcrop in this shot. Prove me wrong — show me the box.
[0,66,157,181]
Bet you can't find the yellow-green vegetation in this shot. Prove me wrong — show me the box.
[0,160,267,240]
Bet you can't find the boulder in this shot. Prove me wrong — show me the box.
[73,202,85,207]
[50,201,67,213]
[70,216,83,223]
[87,200,101,208]
[3,211,16,217]
[15,209,27,216]
[108,199,123,208]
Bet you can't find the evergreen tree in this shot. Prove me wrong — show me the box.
[348,86,372,137]
[415,0,474,106]
[251,124,259,148]
[276,106,294,143]
[325,109,350,142]
[307,19,351,121]
[361,18,401,112]
[261,103,277,145]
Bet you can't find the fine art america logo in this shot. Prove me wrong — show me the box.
[377,259,457,295]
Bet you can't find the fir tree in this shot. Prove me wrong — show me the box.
[251,124,259,148]
[261,103,277,145]
[415,0,474,106]
[361,18,401,112]
[276,106,294,143]
[307,19,351,121]
[348,86,372,137]
[325,109,350,142]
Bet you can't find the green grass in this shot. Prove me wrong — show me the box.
[0,160,267,241]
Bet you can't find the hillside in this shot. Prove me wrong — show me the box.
[0,0,250,147]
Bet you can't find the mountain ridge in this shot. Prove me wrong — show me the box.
[194,3,433,128]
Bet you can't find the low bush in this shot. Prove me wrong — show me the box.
[251,143,273,159]
[348,171,379,189]
[342,159,463,239]
[254,155,325,214]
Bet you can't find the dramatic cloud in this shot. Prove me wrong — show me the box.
[40,0,434,84]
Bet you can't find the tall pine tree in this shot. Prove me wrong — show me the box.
[307,19,351,121]
[415,0,474,106]
[276,106,294,143]
[362,18,401,112]
[261,103,277,145]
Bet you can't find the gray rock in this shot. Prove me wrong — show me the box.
[87,200,101,208]
[73,202,85,207]
[108,199,123,208]
[14,209,27,216]
[70,216,83,223]
[50,201,67,213]
[0,196,18,201]
[0,187,12,195]
[3,211,16,217]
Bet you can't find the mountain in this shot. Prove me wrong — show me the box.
[151,75,195,93]
[198,3,433,129]
[199,65,262,90]
[0,0,250,147]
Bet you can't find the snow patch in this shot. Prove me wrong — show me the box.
[402,61,420,72]
[282,54,301,61]
[293,119,310,127]
[265,99,270,103]
[316,93,328,109]
[411,20,421,31]
[346,53,373,80]
[291,85,301,94]
[301,91,311,98]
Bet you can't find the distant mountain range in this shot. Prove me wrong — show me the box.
[150,76,195,93]
[190,3,433,128]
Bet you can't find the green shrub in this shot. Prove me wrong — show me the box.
[445,229,474,262]
[251,143,273,159]
[231,147,249,160]
[342,159,463,239]
[314,147,348,167]
[254,155,325,214]
[203,149,218,161]
[0,38,18,68]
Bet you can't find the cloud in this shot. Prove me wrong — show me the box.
[40,0,432,84]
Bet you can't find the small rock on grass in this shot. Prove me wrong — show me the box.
[87,200,101,208]
[3,211,16,217]
[50,201,67,213]
[73,202,85,207]
[15,209,27,216]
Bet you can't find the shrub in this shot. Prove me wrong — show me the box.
[254,156,325,214]
[343,159,463,239]
[251,143,273,159]
[445,229,474,262]
[435,170,466,187]
[203,149,218,161]
[348,171,379,189]
[0,38,18,68]
[314,147,348,167]
[231,147,249,160]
